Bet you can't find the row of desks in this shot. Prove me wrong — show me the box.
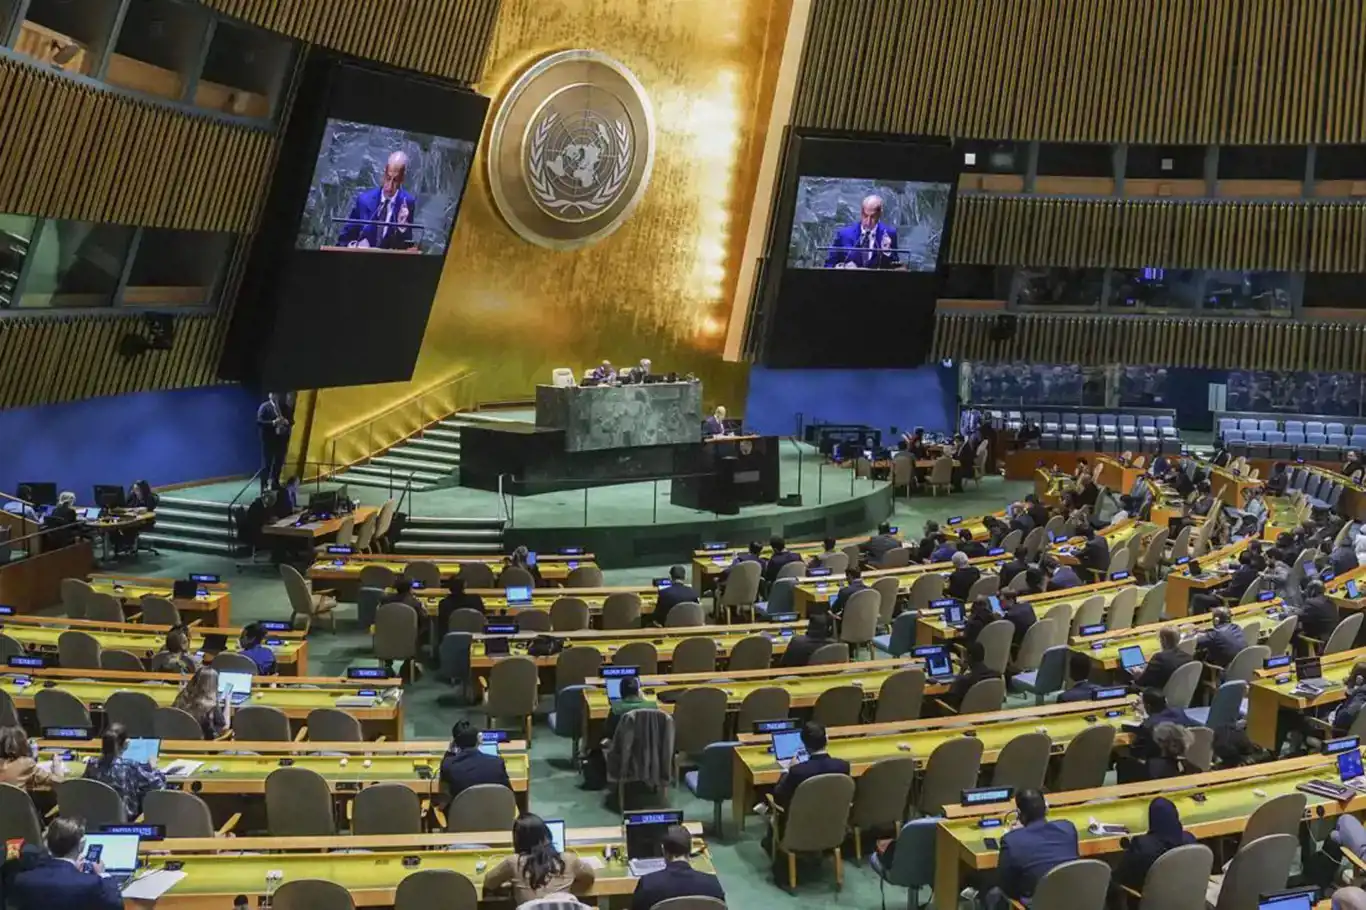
[307,552,601,598]
[88,574,233,628]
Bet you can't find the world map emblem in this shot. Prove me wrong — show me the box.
[488,50,655,249]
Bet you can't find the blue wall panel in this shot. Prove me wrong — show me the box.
[743,366,960,439]
[0,385,260,500]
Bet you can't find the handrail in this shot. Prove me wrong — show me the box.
[324,369,479,472]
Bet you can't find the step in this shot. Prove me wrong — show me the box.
[439,412,525,428]
[331,471,435,492]
[368,456,452,478]
[397,540,505,554]
[153,505,236,524]
[400,527,506,541]
[139,533,243,556]
[155,496,235,516]
[404,515,505,528]
[410,435,461,453]
[388,443,461,466]
[422,427,462,443]
[344,461,444,483]
[150,520,236,542]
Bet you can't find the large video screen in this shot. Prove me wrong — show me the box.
[295,119,475,256]
[786,178,951,271]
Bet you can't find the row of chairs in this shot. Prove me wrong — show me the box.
[357,560,607,591]
[992,409,1180,435]
[58,579,182,625]
[1219,415,1366,440]
[0,627,262,675]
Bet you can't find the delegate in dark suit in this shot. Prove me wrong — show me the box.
[772,752,851,810]
[831,579,868,615]
[1296,593,1340,642]
[439,747,511,807]
[823,221,899,269]
[630,861,726,910]
[1079,537,1110,582]
[1196,623,1247,668]
[651,582,700,626]
[337,185,417,250]
[1004,600,1037,645]
[8,854,123,910]
[1134,647,1194,690]
[764,549,804,586]
[702,415,725,437]
[946,565,981,601]
[862,533,900,566]
[997,819,1080,902]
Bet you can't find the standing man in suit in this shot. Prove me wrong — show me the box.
[952,434,976,492]
[702,405,727,437]
[630,825,725,910]
[771,722,850,810]
[650,566,699,626]
[439,721,510,808]
[861,522,900,566]
[823,195,899,269]
[8,817,123,910]
[337,151,417,250]
[763,536,803,586]
[256,392,290,493]
[985,790,1080,909]
[1131,626,1194,690]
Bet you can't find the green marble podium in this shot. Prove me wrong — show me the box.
[535,381,703,452]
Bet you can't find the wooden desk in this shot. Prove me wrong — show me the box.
[1074,600,1285,674]
[3,668,404,740]
[690,531,913,591]
[1094,455,1144,498]
[413,586,658,626]
[1245,646,1366,750]
[308,553,593,598]
[932,755,1347,910]
[915,579,1135,646]
[0,615,307,674]
[88,573,232,627]
[731,698,1138,831]
[1206,462,1259,507]
[1163,538,1253,617]
[791,553,1011,616]
[1261,495,1305,541]
[131,823,712,907]
[264,506,379,541]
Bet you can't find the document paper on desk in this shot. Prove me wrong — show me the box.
[121,869,187,900]
[161,759,205,777]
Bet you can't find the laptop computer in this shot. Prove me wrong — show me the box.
[602,665,639,701]
[771,729,807,768]
[1295,656,1328,688]
[1339,748,1365,789]
[942,602,966,627]
[216,671,253,705]
[921,645,953,680]
[505,587,533,607]
[82,832,141,885]
[1118,645,1145,673]
[122,738,160,766]
[1257,887,1317,910]
[544,818,566,853]
[624,810,685,877]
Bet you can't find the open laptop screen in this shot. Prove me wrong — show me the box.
[82,832,140,873]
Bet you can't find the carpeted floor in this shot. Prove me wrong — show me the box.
[121,476,1030,907]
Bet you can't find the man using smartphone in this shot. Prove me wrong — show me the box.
[8,817,122,910]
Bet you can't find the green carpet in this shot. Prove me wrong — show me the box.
[129,476,1030,907]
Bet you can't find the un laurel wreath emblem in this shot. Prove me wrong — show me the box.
[488,50,655,250]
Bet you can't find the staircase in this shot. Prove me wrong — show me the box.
[330,417,467,493]
[140,496,239,556]
[397,515,506,554]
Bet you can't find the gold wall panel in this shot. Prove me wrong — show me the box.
[201,0,501,86]
[795,0,1366,143]
[948,196,1366,272]
[303,0,795,461]
[0,56,273,231]
[932,311,1366,371]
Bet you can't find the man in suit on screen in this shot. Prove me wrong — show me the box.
[823,194,899,269]
[337,151,417,250]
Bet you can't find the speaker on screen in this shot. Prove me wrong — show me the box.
[221,55,489,391]
[751,129,962,369]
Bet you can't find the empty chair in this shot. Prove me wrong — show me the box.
[142,790,230,838]
[403,561,442,588]
[1206,834,1296,910]
[955,677,1005,715]
[555,646,602,691]
[57,630,101,670]
[1186,726,1214,771]
[550,597,590,631]
[665,602,705,628]
[1324,613,1364,654]
[358,564,396,589]
[211,651,260,674]
[0,634,21,664]
[976,620,1014,673]
[233,705,293,741]
[1236,792,1307,854]
[1106,587,1139,630]
[812,684,864,728]
[601,592,643,629]
[104,691,157,738]
[871,576,900,629]
[672,687,728,773]
[613,641,659,674]
[874,611,917,658]
[306,708,364,742]
[1221,645,1269,685]
[1162,660,1201,709]
[393,870,479,910]
[716,560,761,623]
[915,737,983,816]
[768,772,856,890]
[352,783,423,834]
[456,562,495,588]
[271,880,356,910]
[726,635,772,671]
[280,563,337,632]
[1264,616,1297,656]
[1026,859,1111,910]
[60,578,93,619]
[565,565,604,587]
[153,706,207,740]
[819,551,850,574]
[1186,680,1248,730]
[139,596,181,626]
[874,668,925,723]
[848,756,917,858]
[266,767,335,835]
[35,688,92,729]
[0,782,43,845]
[736,687,789,733]
[991,731,1051,792]
[86,592,126,622]
[1054,723,1115,791]
[809,642,850,665]
[56,778,126,827]
[1133,843,1214,910]
[482,655,539,741]
[1012,642,1067,705]
[100,649,146,672]
[445,783,518,833]
[497,566,535,589]
[514,610,552,633]
[671,636,717,674]
[837,588,880,658]
[1070,596,1107,636]
[907,573,945,612]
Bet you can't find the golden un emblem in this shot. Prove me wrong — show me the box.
[488,50,655,250]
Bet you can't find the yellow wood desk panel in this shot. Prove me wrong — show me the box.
[264,506,379,541]
[2,620,307,674]
[1074,600,1284,672]
[1163,538,1253,617]
[306,554,590,586]
[88,574,232,627]
[1244,646,1366,749]
[931,755,1343,910]
[468,623,801,672]
[914,581,1138,646]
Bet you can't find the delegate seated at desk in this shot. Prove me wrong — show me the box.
[763,536,803,585]
[703,405,727,438]
[944,640,1001,709]
[771,722,849,812]
[779,613,835,667]
[861,522,900,566]
[651,566,698,626]
[8,817,123,910]
[42,491,79,549]
[982,789,1079,910]
[3,484,38,521]
[1130,626,1194,690]
[440,721,510,807]
[630,824,725,910]
[1194,608,1246,668]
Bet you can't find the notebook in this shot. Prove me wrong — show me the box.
[1257,888,1316,910]
[602,665,639,701]
[921,646,953,680]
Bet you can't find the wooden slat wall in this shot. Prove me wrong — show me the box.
[0,56,272,231]
[200,0,501,86]
[931,312,1366,371]
[949,196,1366,272]
[795,0,1366,144]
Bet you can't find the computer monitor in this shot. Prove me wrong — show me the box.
[82,832,141,875]
[1118,646,1145,672]
[771,729,805,762]
[1338,748,1364,781]
[623,810,685,859]
[505,587,532,606]
[943,603,965,625]
[92,484,125,509]
[602,665,639,701]
[122,738,161,766]
[1296,656,1323,681]
[1257,888,1317,910]
[17,482,57,507]
[922,646,953,679]
[544,818,566,853]
[78,507,102,521]
[308,490,339,515]
[217,671,253,703]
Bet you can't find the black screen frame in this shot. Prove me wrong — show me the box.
[753,129,961,368]
[222,53,489,390]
